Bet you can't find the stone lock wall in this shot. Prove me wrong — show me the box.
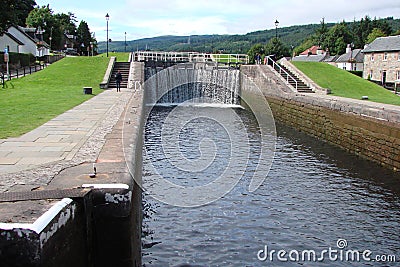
[241,65,400,172]
[267,96,400,171]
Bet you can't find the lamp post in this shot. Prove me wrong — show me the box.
[125,32,127,53]
[350,42,354,71]
[274,19,279,39]
[105,13,110,57]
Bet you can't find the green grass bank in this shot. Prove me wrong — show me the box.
[292,61,400,106]
[0,56,110,138]
[98,52,130,62]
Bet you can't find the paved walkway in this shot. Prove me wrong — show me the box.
[0,89,133,192]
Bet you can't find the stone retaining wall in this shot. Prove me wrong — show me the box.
[241,65,400,171]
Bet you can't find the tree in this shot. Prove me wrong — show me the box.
[54,12,78,50]
[350,16,393,48]
[352,16,373,48]
[26,5,57,47]
[264,37,290,60]
[324,21,352,55]
[372,17,392,36]
[76,21,92,55]
[247,43,264,63]
[366,28,386,44]
[26,6,82,51]
[55,12,77,35]
[0,0,36,34]
[315,18,328,47]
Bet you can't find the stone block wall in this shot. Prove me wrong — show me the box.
[266,96,400,171]
[241,65,400,172]
[363,51,400,82]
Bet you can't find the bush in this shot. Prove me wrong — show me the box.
[349,70,363,77]
[0,52,35,68]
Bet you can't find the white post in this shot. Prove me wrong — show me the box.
[4,47,9,80]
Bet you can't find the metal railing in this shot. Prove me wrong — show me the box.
[133,51,249,65]
[1,64,47,80]
[265,56,298,90]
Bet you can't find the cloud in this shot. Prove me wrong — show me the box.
[36,0,400,41]
[134,16,228,36]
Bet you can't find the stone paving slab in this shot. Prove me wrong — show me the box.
[0,88,134,192]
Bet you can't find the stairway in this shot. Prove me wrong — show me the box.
[109,62,130,88]
[270,62,314,93]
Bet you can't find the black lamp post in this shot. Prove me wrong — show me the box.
[274,19,279,39]
[106,13,110,57]
[125,32,127,53]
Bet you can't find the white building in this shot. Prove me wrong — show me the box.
[335,44,364,71]
[0,26,50,57]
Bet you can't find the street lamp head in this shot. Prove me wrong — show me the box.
[105,13,110,21]
[275,19,279,27]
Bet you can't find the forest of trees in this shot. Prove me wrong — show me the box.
[0,0,97,54]
[248,16,400,62]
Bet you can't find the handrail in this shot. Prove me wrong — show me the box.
[134,51,249,64]
[265,56,298,91]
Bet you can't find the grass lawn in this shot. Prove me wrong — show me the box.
[292,61,400,106]
[97,52,130,61]
[0,56,110,138]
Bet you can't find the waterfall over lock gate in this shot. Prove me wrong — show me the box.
[144,63,241,106]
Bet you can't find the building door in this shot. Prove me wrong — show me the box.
[382,71,387,85]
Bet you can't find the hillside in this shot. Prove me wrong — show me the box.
[98,23,324,54]
[98,17,400,54]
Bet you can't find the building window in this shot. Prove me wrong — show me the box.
[383,52,388,61]
[369,70,373,80]
[371,53,374,61]
[397,70,400,80]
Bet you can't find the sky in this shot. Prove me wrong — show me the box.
[35,0,400,42]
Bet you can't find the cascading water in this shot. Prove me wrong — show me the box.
[144,63,241,106]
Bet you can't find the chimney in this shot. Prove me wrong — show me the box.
[346,44,351,54]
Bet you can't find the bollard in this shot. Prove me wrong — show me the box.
[83,87,92,94]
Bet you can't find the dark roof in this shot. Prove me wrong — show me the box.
[323,55,340,62]
[335,49,364,63]
[5,32,24,45]
[362,35,400,53]
[16,26,37,44]
[292,54,328,62]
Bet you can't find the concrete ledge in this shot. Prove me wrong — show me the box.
[99,57,116,89]
[0,198,88,267]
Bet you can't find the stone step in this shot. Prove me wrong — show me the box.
[276,64,313,93]
[108,61,131,88]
